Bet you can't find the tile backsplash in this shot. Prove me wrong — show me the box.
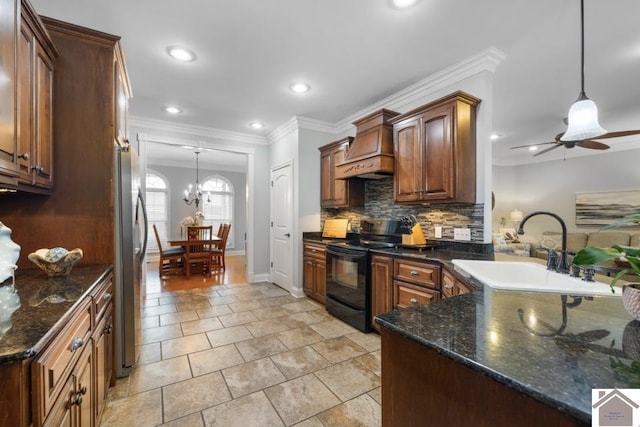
[321,177,485,243]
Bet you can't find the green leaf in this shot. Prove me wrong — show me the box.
[572,246,622,265]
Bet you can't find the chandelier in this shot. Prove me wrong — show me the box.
[183,151,211,208]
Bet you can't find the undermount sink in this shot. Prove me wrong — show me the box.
[451,259,619,297]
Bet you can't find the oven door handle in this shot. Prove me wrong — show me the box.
[326,246,367,259]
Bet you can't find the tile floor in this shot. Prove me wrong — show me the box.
[100,262,382,426]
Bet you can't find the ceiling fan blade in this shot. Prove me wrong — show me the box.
[510,142,556,149]
[576,140,610,150]
[594,130,640,139]
[533,144,562,157]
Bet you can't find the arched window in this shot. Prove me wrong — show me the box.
[201,176,234,248]
[145,170,169,254]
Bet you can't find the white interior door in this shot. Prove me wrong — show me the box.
[270,163,292,292]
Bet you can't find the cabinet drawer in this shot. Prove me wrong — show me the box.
[393,281,439,308]
[33,299,92,422]
[92,274,114,324]
[395,259,440,289]
[304,242,326,259]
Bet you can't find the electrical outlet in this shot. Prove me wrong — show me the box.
[453,228,471,241]
[434,226,442,238]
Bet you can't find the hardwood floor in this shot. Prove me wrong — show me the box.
[146,254,247,294]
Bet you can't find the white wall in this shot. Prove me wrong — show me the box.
[492,148,640,245]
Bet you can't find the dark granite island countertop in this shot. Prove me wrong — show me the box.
[376,287,638,425]
[0,264,113,364]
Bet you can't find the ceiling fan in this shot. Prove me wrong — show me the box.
[511,128,640,157]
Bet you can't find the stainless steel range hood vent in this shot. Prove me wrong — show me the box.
[335,109,399,180]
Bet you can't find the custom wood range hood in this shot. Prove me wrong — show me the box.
[335,109,399,180]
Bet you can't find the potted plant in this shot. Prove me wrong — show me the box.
[572,212,640,320]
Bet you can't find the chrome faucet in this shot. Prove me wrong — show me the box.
[517,211,570,274]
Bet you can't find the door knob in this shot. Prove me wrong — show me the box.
[284,233,290,237]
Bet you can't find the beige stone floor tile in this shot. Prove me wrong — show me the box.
[208,295,239,305]
[160,310,199,326]
[218,310,259,327]
[159,412,204,427]
[201,391,284,427]
[257,294,299,307]
[233,290,269,301]
[106,376,130,401]
[285,310,330,326]
[277,326,325,350]
[315,358,380,402]
[222,357,286,398]
[100,388,163,427]
[158,294,178,305]
[368,386,382,404]
[142,298,159,308]
[188,344,246,377]
[176,300,212,311]
[270,346,331,380]
[354,350,381,376]
[162,371,232,422]
[310,319,360,339]
[261,288,290,298]
[292,418,324,427]
[129,356,192,394]
[141,315,160,330]
[311,336,367,364]
[141,324,183,345]
[161,333,211,359]
[316,394,381,427]
[196,304,232,318]
[138,342,162,365]
[265,374,340,425]
[281,300,320,313]
[235,335,289,361]
[228,300,263,312]
[245,317,291,337]
[206,325,253,347]
[143,304,177,317]
[180,316,224,336]
[346,331,381,352]
[252,305,293,320]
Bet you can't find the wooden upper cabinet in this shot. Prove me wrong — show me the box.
[391,91,480,204]
[319,137,364,208]
[0,0,18,185]
[16,0,57,190]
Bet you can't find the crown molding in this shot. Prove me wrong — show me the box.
[266,116,299,143]
[332,46,507,134]
[129,116,268,145]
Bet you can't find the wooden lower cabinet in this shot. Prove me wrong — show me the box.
[371,255,393,332]
[30,272,114,427]
[303,242,327,304]
[381,326,584,427]
[442,267,473,298]
[393,281,439,308]
[392,258,441,308]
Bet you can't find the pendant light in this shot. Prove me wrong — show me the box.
[560,0,606,142]
[183,151,211,209]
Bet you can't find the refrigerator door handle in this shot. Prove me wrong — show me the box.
[137,188,148,259]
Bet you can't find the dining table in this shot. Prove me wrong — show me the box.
[168,236,221,247]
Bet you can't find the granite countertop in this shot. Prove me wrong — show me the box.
[0,264,113,364]
[376,287,638,423]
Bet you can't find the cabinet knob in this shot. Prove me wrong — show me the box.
[18,152,29,160]
[311,249,317,253]
[69,337,84,351]
[103,324,113,334]
[78,386,87,396]
[103,292,112,301]
[410,270,419,276]
[71,396,83,406]
[410,298,418,304]
[32,165,46,174]
[444,284,453,289]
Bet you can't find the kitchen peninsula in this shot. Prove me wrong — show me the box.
[376,280,636,426]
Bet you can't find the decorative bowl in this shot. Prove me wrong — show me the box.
[28,247,83,277]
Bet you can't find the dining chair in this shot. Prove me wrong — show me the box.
[210,224,231,272]
[153,224,185,277]
[185,225,213,278]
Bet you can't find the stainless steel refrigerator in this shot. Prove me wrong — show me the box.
[114,140,148,377]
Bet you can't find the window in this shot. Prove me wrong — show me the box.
[201,176,234,248]
[146,171,169,254]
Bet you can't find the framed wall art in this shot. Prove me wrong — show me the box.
[575,190,640,226]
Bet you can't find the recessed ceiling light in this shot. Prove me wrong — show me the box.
[289,83,310,93]
[490,133,502,140]
[528,146,538,152]
[249,122,264,129]
[390,0,420,9]
[164,106,182,114]
[182,145,195,150]
[166,46,196,62]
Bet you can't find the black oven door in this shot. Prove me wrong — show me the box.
[325,245,371,332]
